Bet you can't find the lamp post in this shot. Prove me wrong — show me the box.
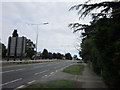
[27,22,49,58]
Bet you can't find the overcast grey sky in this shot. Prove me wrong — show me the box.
[1,0,112,57]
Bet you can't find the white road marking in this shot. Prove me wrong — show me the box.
[0,70,15,73]
[28,80,36,84]
[16,85,25,89]
[1,68,25,73]
[0,78,22,86]
[15,68,25,71]
[50,72,54,75]
[44,75,47,77]
[34,70,48,75]
[48,74,52,77]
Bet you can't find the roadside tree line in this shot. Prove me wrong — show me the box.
[1,30,78,60]
[33,48,73,60]
[0,44,76,60]
[69,0,120,88]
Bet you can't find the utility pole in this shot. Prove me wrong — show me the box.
[27,22,49,59]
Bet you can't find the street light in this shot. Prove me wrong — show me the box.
[27,22,49,56]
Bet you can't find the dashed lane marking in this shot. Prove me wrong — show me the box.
[15,68,25,71]
[50,72,54,75]
[1,68,25,73]
[0,78,22,86]
[34,70,48,75]
[28,80,36,84]
[15,85,25,89]
[44,75,47,77]
[0,70,15,73]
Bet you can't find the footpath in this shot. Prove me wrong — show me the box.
[33,63,107,88]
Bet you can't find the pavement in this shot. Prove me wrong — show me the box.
[32,63,107,88]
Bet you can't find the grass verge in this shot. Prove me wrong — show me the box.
[63,64,84,75]
[26,80,80,88]
[1,61,53,66]
[1,59,71,67]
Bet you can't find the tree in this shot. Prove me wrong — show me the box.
[52,53,57,59]
[42,49,49,59]
[69,0,120,88]
[52,52,65,59]
[26,39,36,59]
[70,1,120,21]
[56,53,64,59]
[48,52,53,59]
[73,55,79,60]
[65,53,72,60]
[12,29,18,37]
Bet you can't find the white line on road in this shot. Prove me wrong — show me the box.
[48,72,54,77]
[1,68,25,73]
[0,70,15,73]
[50,72,54,75]
[16,85,25,89]
[44,75,47,77]
[15,68,25,71]
[28,80,36,84]
[0,78,22,86]
[34,70,48,75]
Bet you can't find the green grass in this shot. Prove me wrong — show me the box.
[63,64,84,75]
[1,59,71,67]
[1,60,70,67]
[2,61,53,66]
[26,80,79,88]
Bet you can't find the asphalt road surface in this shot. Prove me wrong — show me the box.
[1,60,76,89]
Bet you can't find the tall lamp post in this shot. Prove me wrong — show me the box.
[27,22,49,58]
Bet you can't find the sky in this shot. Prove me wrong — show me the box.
[1,0,113,58]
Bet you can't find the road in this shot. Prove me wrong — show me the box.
[1,60,76,89]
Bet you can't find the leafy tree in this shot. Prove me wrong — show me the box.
[52,53,57,59]
[70,0,120,21]
[69,0,120,88]
[42,49,49,59]
[65,53,72,60]
[48,52,53,59]
[12,29,18,37]
[56,53,64,59]
[26,39,36,59]
[73,55,78,60]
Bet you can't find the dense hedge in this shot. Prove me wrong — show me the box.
[70,1,120,88]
